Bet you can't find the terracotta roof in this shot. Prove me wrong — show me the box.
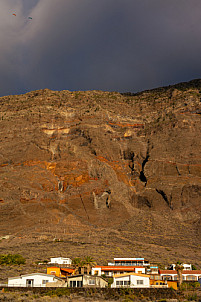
[61,268,75,273]
[159,270,201,274]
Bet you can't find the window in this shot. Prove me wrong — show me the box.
[116,280,130,287]
[163,275,172,281]
[88,279,95,285]
[186,275,197,281]
[26,279,34,287]
[50,271,56,275]
[116,281,123,286]
[70,281,77,287]
[77,281,83,287]
[137,280,144,285]
[70,280,83,287]
[124,281,130,286]
[42,280,49,285]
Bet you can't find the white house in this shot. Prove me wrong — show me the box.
[168,264,192,270]
[49,257,72,265]
[109,258,150,267]
[8,273,63,287]
[92,265,146,277]
[159,270,201,281]
[111,273,150,288]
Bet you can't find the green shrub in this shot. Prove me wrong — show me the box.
[0,254,25,265]
[186,293,198,301]
[107,277,114,288]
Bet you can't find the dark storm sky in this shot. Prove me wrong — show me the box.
[1,0,201,96]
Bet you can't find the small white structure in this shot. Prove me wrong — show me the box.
[111,273,150,288]
[147,266,159,274]
[8,273,62,287]
[169,264,192,270]
[49,257,72,265]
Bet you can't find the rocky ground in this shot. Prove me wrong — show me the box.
[0,79,200,281]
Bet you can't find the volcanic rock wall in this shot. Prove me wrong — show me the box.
[0,80,200,244]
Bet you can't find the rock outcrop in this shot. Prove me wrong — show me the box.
[0,80,200,265]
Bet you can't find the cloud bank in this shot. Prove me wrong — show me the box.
[1,0,201,96]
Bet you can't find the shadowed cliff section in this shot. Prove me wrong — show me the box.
[0,80,201,266]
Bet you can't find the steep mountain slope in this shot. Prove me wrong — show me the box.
[0,79,200,266]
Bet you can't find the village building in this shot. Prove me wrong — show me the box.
[92,265,145,277]
[108,258,150,267]
[159,270,201,281]
[8,273,64,287]
[47,267,75,278]
[48,257,72,266]
[66,274,108,288]
[147,266,159,274]
[150,279,168,288]
[168,264,192,270]
[111,273,150,288]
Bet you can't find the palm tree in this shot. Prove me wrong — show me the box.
[72,257,85,274]
[84,256,96,274]
[175,261,184,288]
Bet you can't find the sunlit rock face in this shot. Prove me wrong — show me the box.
[0,81,200,248]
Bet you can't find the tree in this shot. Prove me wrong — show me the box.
[84,256,96,274]
[72,257,85,274]
[175,261,184,288]
[72,257,96,275]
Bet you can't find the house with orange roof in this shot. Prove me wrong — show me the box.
[91,265,146,277]
[111,273,150,288]
[47,267,75,278]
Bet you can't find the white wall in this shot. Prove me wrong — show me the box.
[135,267,146,274]
[8,274,57,287]
[111,274,150,288]
[130,275,150,288]
[170,264,192,270]
[50,257,72,265]
[91,267,101,276]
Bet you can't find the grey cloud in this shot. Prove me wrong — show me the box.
[1,0,201,96]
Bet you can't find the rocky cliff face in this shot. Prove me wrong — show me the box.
[0,80,200,264]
